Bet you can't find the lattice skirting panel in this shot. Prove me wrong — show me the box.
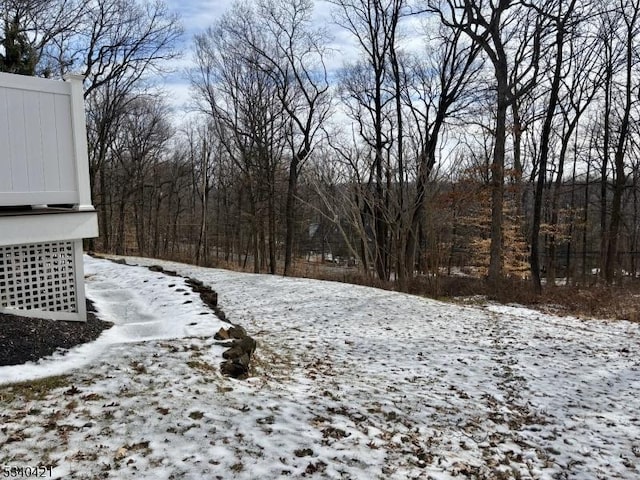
[0,240,86,321]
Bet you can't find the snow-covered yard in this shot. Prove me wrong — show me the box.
[1,256,639,479]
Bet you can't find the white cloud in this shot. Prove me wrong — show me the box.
[170,0,231,39]
[161,0,357,112]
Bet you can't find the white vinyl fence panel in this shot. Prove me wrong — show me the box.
[0,73,82,206]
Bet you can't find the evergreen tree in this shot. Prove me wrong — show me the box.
[0,14,37,75]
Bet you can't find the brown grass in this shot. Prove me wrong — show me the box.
[540,284,640,322]
[1,375,71,403]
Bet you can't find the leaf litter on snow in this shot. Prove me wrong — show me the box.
[0,255,639,479]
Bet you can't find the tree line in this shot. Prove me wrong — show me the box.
[3,0,640,291]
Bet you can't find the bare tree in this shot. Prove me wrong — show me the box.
[91,93,172,254]
[85,80,130,251]
[192,0,331,275]
[79,0,181,251]
[399,25,483,288]
[529,0,579,292]
[544,16,602,285]
[252,0,331,276]
[605,0,640,283]
[428,0,544,284]
[183,120,217,265]
[192,5,288,273]
[330,0,406,281]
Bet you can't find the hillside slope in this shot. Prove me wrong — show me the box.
[1,256,638,479]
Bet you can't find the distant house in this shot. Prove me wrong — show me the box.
[0,72,98,321]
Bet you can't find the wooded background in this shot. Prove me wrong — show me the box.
[3,0,640,292]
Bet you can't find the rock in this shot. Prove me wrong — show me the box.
[186,277,203,288]
[214,327,230,340]
[222,336,256,361]
[220,360,249,378]
[213,324,246,342]
[222,337,256,371]
[148,265,164,272]
[236,352,251,368]
[228,325,246,339]
[200,291,218,308]
[242,336,257,353]
[180,276,227,321]
[220,345,252,378]
[214,308,227,322]
[222,345,243,360]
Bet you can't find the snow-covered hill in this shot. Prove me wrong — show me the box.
[1,256,639,479]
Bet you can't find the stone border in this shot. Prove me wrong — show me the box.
[146,264,257,379]
[91,254,257,379]
[214,326,257,378]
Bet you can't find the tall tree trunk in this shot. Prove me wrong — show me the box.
[600,69,612,280]
[197,189,207,266]
[152,184,162,258]
[581,160,590,283]
[405,117,443,285]
[374,94,388,281]
[530,6,571,291]
[565,131,579,284]
[268,193,277,275]
[390,29,405,289]
[99,162,111,252]
[115,194,127,256]
[605,4,637,283]
[488,74,508,285]
[283,159,299,276]
[547,125,576,285]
